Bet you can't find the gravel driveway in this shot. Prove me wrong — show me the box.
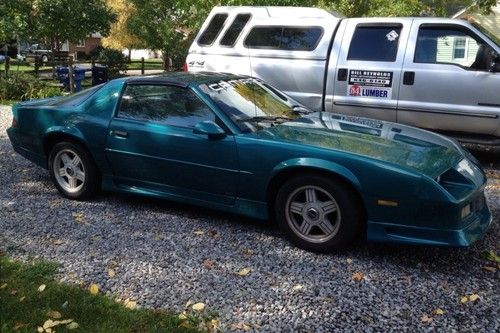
[1,105,498,332]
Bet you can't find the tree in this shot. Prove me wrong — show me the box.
[102,0,143,60]
[0,0,35,42]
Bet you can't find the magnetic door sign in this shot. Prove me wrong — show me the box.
[348,70,393,99]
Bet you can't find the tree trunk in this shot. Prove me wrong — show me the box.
[162,50,169,72]
[127,49,132,62]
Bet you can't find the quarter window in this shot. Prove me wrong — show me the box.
[414,26,484,68]
[244,26,323,51]
[347,25,402,62]
[198,13,228,46]
[220,14,251,47]
[118,85,215,128]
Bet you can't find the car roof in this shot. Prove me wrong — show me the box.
[124,72,244,88]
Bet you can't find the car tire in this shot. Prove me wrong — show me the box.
[48,141,100,200]
[275,174,362,252]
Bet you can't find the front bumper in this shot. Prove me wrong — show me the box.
[367,195,493,247]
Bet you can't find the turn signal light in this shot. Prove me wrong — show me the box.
[377,199,398,207]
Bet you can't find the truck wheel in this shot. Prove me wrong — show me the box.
[275,174,362,252]
[48,142,99,200]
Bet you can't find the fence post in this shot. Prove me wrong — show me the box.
[4,56,10,76]
[141,57,145,75]
[34,56,40,77]
[68,57,75,93]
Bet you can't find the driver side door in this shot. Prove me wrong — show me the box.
[105,83,239,205]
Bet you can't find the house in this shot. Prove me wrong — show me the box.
[61,33,103,59]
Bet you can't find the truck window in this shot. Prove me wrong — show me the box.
[244,26,323,51]
[220,14,251,47]
[347,25,402,62]
[414,26,490,70]
[198,13,228,46]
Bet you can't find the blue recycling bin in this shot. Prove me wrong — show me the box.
[55,66,86,92]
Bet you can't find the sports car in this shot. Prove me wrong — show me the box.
[7,73,492,252]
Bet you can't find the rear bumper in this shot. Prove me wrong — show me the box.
[7,127,47,168]
[367,201,493,247]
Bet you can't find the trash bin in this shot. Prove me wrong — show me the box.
[73,67,86,92]
[56,66,70,90]
[92,64,108,86]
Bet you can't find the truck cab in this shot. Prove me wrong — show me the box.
[187,7,500,147]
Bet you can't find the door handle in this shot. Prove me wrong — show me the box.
[338,68,348,81]
[403,71,415,85]
[111,130,128,138]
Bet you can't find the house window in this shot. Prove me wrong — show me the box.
[77,39,85,47]
[453,37,466,59]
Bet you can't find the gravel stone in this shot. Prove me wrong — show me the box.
[1,105,499,332]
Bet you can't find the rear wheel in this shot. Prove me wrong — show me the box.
[48,142,99,200]
[275,174,362,252]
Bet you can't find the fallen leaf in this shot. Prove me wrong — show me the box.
[469,294,480,302]
[483,266,497,272]
[47,311,62,319]
[237,268,251,277]
[72,212,85,224]
[202,259,215,269]
[10,289,17,295]
[38,284,46,292]
[43,319,54,329]
[193,230,205,235]
[154,233,164,241]
[432,308,445,315]
[68,272,77,280]
[124,300,137,309]
[207,229,219,238]
[108,269,116,278]
[208,318,219,330]
[192,302,205,311]
[352,272,364,282]
[0,283,7,289]
[346,258,353,264]
[89,284,99,295]
[460,296,469,304]
[484,250,500,263]
[66,322,79,330]
[19,296,25,302]
[292,284,304,292]
[62,301,69,308]
[178,312,188,320]
[14,322,25,330]
[420,314,432,324]
[242,323,252,331]
[37,327,44,333]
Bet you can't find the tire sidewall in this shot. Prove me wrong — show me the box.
[48,141,98,200]
[275,174,362,252]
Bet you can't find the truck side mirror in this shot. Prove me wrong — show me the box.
[490,51,499,72]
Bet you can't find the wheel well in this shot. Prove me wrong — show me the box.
[43,133,87,157]
[267,167,367,231]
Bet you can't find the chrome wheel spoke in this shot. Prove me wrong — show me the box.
[58,167,66,177]
[68,176,77,189]
[71,155,81,167]
[299,221,313,236]
[75,170,85,182]
[318,219,335,235]
[321,200,337,214]
[305,188,317,203]
[61,153,72,166]
[290,201,305,215]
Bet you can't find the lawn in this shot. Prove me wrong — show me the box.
[0,255,207,333]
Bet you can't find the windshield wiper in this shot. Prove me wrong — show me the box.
[237,115,292,124]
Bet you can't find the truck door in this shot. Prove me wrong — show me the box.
[398,22,500,136]
[333,19,410,121]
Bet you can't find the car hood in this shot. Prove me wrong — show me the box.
[254,113,465,178]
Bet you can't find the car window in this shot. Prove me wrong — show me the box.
[198,13,228,46]
[220,14,251,47]
[415,26,491,70]
[118,84,215,128]
[244,26,323,51]
[347,25,402,62]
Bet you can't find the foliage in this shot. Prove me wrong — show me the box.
[0,255,203,333]
[0,73,62,102]
[95,46,128,77]
[102,0,143,51]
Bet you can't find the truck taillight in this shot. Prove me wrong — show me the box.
[183,62,188,72]
[12,117,18,128]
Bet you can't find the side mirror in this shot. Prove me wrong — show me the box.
[193,120,226,139]
[490,51,499,72]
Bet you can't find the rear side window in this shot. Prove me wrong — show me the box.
[118,84,215,128]
[244,26,323,51]
[220,14,251,47]
[198,13,228,46]
[347,25,402,62]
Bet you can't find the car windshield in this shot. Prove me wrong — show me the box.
[472,22,500,47]
[199,78,311,132]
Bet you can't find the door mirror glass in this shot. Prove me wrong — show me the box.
[490,51,500,72]
[193,120,226,139]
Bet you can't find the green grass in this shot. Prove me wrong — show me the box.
[0,63,52,72]
[127,59,164,70]
[0,255,205,333]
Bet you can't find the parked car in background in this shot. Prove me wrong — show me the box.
[20,43,52,62]
[6,73,492,252]
[187,6,500,148]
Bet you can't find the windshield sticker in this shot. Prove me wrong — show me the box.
[348,70,393,99]
[386,30,399,41]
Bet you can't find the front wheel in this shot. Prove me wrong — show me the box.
[48,142,99,200]
[275,174,363,252]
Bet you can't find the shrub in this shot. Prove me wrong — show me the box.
[95,47,127,78]
[0,73,62,102]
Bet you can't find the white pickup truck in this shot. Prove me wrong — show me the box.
[186,6,500,147]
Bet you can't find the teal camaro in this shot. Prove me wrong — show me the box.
[7,73,492,252]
